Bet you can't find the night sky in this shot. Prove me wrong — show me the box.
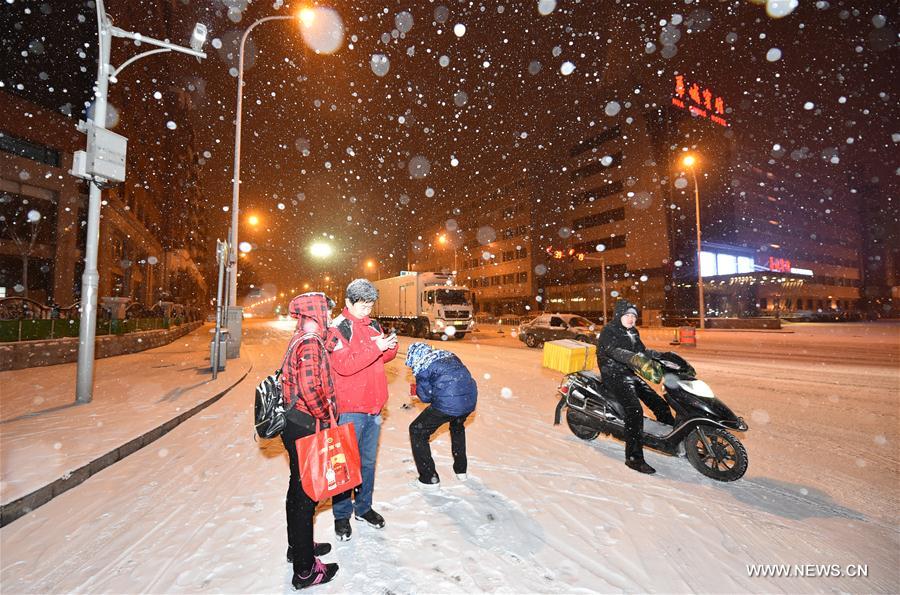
[2,0,897,293]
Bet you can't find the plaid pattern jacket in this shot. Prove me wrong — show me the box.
[282,293,336,422]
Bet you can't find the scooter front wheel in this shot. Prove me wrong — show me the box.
[566,408,599,441]
[683,427,748,481]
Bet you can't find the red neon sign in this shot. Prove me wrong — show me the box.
[768,257,791,272]
[672,74,729,127]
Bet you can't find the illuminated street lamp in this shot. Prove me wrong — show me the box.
[228,7,331,330]
[247,214,260,227]
[682,153,706,330]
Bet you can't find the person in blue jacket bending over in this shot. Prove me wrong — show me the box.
[404,342,478,488]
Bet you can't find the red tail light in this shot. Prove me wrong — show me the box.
[559,385,569,394]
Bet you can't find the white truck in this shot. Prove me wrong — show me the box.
[371,272,476,339]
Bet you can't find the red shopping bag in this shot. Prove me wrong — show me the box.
[296,411,362,501]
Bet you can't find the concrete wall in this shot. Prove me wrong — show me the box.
[0,321,202,371]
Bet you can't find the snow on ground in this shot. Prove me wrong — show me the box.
[1,319,897,593]
[0,325,251,507]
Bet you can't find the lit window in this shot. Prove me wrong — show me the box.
[717,253,737,276]
[700,251,717,277]
[737,256,754,273]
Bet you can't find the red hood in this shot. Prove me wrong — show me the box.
[289,292,331,339]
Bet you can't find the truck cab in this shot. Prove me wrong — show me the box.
[421,285,476,338]
[371,271,476,339]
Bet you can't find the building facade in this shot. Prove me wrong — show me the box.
[0,91,209,310]
[408,72,866,322]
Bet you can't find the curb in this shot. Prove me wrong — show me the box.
[0,363,253,528]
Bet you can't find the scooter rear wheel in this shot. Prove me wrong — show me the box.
[683,427,748,481]
[566,408,599,441]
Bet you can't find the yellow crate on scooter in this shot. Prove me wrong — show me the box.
[542,339,596,374]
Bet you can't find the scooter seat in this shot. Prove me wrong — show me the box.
[576,369,602,383]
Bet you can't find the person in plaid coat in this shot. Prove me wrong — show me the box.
[280,292,339,589]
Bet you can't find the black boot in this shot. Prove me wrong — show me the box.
[287,542,332,563]
[626,458,657,474]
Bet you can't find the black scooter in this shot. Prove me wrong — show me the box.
[553,352,749,481]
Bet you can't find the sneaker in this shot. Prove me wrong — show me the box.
[455,473,468,481]
[354,508,386,529]
[334,518,352,541]
[286,543,332,563]
[292,558,338,590]
[625,459,657,474]
[413,479,441,491]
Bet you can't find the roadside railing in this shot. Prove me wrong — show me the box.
[0,297,198,343]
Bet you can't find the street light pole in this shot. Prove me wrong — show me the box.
[226,14,322,354]
[600,256,607,323]
[228,15,297,307]
[687,164,706,330]
[582,254,607,323]
[75,6,111,403]
[76,0,205,403]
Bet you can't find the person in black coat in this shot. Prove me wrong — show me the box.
[597,299,675,474]
[404,342,478,488]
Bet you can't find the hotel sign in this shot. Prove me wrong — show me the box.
[671,74,728,127]
[768,257,791,272]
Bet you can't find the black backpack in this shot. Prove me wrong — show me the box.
[254,333,315,439]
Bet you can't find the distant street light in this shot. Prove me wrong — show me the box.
[75,0,206,404]
[247,214,260,227]
[682,153,706,330]
[309,241,334,259]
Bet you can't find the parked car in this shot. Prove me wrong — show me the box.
[517,313,601,348]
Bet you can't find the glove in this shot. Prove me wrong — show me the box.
[629,352,663,384]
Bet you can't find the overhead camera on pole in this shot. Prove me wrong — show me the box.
[190,23,208,53]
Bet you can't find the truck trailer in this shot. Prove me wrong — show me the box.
[371,272,475,339]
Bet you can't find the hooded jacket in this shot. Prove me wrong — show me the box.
[281,293,336,421]
[405,342,477,417]
[596,299,654,378]
[326,308,398,415]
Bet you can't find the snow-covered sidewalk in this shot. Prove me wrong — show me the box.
[0,324,252,521]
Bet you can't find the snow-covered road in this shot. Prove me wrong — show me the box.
[1,320,897,593]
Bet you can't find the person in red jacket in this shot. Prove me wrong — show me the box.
[281,292,339,589]
[326,278,398,541]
